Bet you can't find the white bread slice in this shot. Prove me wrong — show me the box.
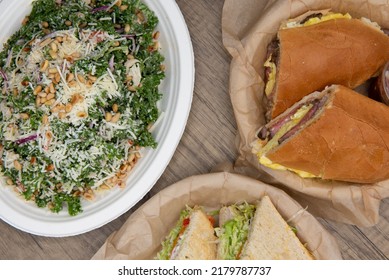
[239,196,314,260]
[172,209,217,260]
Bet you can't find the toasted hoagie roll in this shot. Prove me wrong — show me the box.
[253,84,389,183]
[264,11,389,120]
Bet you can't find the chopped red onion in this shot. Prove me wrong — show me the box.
[91,6,109,13]
[16,134,38,145]
[0,69,8,81]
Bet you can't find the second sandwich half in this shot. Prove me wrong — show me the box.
[252,85,389,183]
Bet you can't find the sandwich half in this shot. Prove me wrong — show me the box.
[252,84,389,183]
[264,11,389,120]
[216,202,256,259]
[217,196,313,260]
[157,207,217,260]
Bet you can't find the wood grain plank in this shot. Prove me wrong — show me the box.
[319,198,389,260]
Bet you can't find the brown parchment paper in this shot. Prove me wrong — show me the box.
[92,172,341,260]
[222,0,389,227]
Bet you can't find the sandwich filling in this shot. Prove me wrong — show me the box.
[216,203,255,260]
[283,12,351,29]
[253,93,330,178]
[157,207,215,260]
[264,12,350,99]
[157,207,192,260]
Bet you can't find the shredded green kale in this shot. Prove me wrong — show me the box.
[0,0,165,216]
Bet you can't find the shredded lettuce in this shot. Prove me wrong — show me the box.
[156,207,192,260]
[216,202,256,260]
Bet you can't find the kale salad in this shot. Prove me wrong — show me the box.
[0,0,165,215]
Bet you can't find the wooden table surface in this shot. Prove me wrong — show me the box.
[1,0,388,260]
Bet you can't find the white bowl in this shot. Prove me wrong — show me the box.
[0,0,194,237]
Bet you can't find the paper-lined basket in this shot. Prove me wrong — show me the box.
[222,0,389,226]
[92,172,341,260]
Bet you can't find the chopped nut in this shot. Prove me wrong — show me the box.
[22,16,29,26]
[68,80,77,87]
[111,112,121,123]
[45,99,55,106]
[58,112,66,119]
[120,5,128,11]
[66,73,74,82]
[46,93,55,100]
[112,103,118,113]
[41,21,49,28]
[153,31,160,40]
[83,192,94,200]
[50,42,58,52]
[128,153,135,163]
[100,184,111,190]
[20,113,29,120]
[43,29,51,35]
[49,83,55,93]
[65,103,72,113]
[51,106,61,113]
[39,38,52,47]
[71,94,83,104]
[40,60,49,72]
[77,74,85,84]
[120,164,127,172]
[124,24,130,34]
[38,91,47,98]
[137,11,145,22]
[55,73,61,83]
[30,157,37,164]
[48,68,58,74]
[46,164,55,172]
[128,85,136,91]
[65,20,72,26]
[71,52,81,58]
[42,114,49,124]
[77,111,87,118]
[88,75,97,82]
[105,112,112,122]
[34,85,42,95]
[49,50,58,59]
[14,160,22,171]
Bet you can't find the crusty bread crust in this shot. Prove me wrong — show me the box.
[239,196,313,260]
[173,210,217,260]
[266,85,389,183]
[268,18,389,119]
